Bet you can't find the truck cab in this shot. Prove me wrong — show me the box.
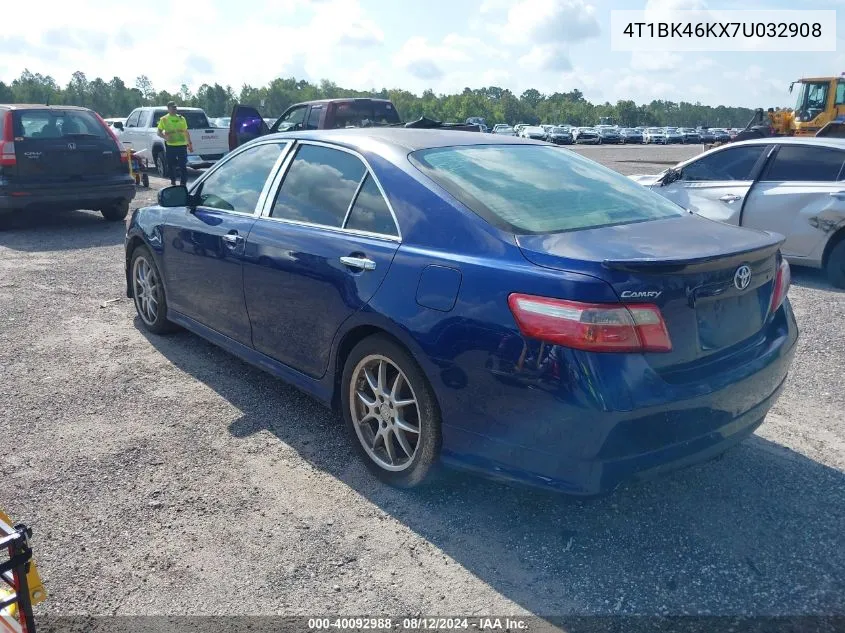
[228,99,402,150]
[117,106,229,177]
[791,76,845,137]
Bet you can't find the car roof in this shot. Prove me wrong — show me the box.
[718,137,845,151]
[265,127,545,153]
[0,104,92,111]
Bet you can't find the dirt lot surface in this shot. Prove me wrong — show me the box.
[1,144,843,621]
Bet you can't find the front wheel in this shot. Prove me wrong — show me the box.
[130,246,178,334]
[154,151,168,178]
[342,335,442,488]
[826,240,845,288]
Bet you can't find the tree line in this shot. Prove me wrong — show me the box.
[0,69,759,128]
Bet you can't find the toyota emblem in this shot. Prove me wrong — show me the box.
[734,265,752,290]
[67,142,76,150]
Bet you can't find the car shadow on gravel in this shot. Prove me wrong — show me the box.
[142,325,845,618]
[790,265,843,293]
[0,208,126,251]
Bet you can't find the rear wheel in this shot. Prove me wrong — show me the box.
[101,199,129,222]
[130,246,178,334]
[826,240,845,289]
[342,335,441,488]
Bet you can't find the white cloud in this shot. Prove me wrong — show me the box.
[495,0,600,45]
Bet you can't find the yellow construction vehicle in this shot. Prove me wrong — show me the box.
[1,510,45,633]
[735,74,845,141]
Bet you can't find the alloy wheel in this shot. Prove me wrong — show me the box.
[349,355,421,472]
[132,255,160,326]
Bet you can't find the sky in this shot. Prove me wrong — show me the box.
[1,0,843,109]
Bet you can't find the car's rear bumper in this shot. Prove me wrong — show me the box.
[0,180,136,211]
[437,302,798,496]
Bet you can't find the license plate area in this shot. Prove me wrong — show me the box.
[697,292,764,352]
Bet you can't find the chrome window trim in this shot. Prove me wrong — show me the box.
[341,174,368,228]
[187,140,294,218]
[258,139,402,241]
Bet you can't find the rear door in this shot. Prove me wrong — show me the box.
[11,109,124,185]
[161,140,291,343]
[243,141,400,378]
[228,105,269,151]
[742,143,845,259]
[655,144,771,223]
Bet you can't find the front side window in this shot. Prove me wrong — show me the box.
[763,145,845,182]
[681,146,766,182]
[195,142,287,213]
[305,106,322,130]
[276,106,307,131]
[410,145,686,234]
[271,144,366,227]
[125,110,141,128]
[836,81,845,106]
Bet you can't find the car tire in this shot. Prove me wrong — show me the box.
[826,240,845,288]
[154,150,168,178]
[342,334,442,488]
[129,245,178,335]
[101,199,129,222]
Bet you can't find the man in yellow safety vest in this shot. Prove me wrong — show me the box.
[156,101,193,186]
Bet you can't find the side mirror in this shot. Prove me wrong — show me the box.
[158,185,191,207]
[661,169,681,186]
[113,122,124,131]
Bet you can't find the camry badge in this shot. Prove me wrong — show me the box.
[734,265,752,290]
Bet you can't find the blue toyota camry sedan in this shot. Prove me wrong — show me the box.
[125,129,798,495]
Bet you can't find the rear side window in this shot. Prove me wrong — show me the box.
[345,175,397,236]
[682,145,766,181]
[13,110,107,139]
[330,101,401,129]
[150,110,210,129]
[271,144,366,227]
[763,145,845,182]
[410,145,685,234]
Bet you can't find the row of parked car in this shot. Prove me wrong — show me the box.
[488,123,742,145]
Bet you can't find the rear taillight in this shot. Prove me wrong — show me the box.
[770,258,791,314]
[508,294,672,353]
[93,111,128,162]
[0,110,15,167]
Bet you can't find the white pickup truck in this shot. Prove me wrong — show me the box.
[114,106,229,178]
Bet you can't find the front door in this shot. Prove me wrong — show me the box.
[161,141,290,343]
[243,142,401,378]
[655,144,771,224]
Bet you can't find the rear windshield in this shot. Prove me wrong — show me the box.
[329,101,401,129]
[151,110,210,129]
[13,110,107,139]
[410,145,686,234]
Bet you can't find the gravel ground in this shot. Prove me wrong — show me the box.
[1,145,843,622]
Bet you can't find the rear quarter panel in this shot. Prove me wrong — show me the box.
[743,181,845,264]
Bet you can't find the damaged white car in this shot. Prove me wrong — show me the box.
[630,138,845,287]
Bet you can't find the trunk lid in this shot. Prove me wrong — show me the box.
[517,214,785,370]
[11,109,123,183]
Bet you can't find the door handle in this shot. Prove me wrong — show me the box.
[340,256,376,271]
[719,194,742,203]
[830,191,845,199]
[221,233,241,247]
